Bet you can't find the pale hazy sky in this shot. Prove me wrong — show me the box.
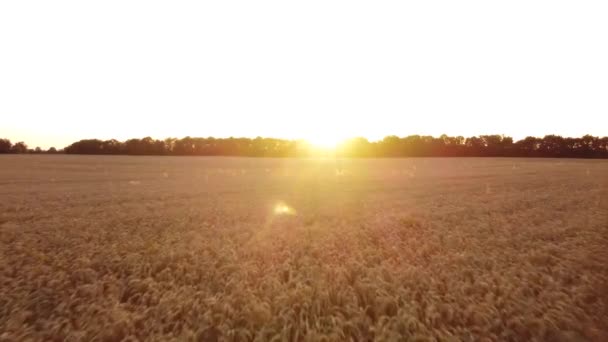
[1,1,607,148]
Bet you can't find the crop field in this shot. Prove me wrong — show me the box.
[1,155,607,341]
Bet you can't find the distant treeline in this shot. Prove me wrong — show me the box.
[0,139,59,154]
[1,135,608,158]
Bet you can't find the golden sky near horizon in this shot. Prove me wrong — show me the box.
[1,1,607,149]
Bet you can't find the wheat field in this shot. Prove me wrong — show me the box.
[1,155,607,341]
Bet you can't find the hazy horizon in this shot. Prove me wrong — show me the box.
[3,132,608,151]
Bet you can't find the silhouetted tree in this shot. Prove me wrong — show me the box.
[438,135,465,157]
[101,139,124,154]
[0,139,11,153]
[380,135,402,157]
[514,136,540,157]
[465,136,484,156]
[65,139,103,154]
[10,142,28,154]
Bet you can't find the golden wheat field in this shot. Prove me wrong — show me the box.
[1,155,607,341]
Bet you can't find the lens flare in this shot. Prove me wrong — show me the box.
[274,202,296,216]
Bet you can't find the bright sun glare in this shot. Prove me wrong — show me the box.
[307,134,344,149]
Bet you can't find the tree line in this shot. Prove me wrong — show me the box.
[1,135,607,158]
[0,139,59,154]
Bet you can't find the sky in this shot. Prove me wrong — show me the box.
[1,1,607,149]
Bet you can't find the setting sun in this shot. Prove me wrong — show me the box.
[306,134,344,149]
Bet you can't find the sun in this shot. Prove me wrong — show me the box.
[307,134,344,149]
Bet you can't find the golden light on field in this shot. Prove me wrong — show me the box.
[2,157,608,340]
[274,202,296,216]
